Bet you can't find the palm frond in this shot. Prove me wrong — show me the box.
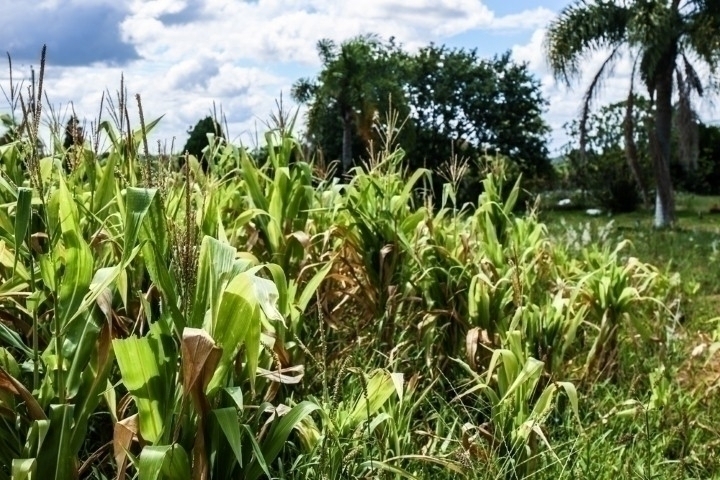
[681,54,704,95]
[544,0,632,84]
[683,5,720,75]
[623,55,651,208]
[578,44,624,155]
[674,68,700,170]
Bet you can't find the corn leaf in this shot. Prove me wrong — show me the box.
[138,444,191,480]
[125,187,157,264]
[296,260,333,314]
[11,459,37,480]
[191,236,237,330]
[207,269,281,395]
[92,151,119,217]
[12,187,32,276]
[56,177,93,330]
[243,401,320,480]
[348,370,399,428]
[35,404,76,480]
[113,336,166,443]
[211,407,244,469]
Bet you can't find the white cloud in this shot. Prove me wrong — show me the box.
[7,0,666,156]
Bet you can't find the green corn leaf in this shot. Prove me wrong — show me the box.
[113,336,166,443]
[207,269,281,396]
[358,460,418,479]
[348,370,400,429]
[206,274,257,395]
[56,177,93,330]
[13,187,32,276]
[191,236,237,329]
[526,384,558,430]
[244,401,321,480]
[63,310,102,399]
[11,459,37,480]
[211,408,244,469]
[268,167,289,227]
[125,187,157,264]
[98,120,119,149]
[245,304,262,394]
[69,324,115,453]
[132,115,164,145]
[261,263,288,318]
[501,357,544,404]
[401,168,431,200]
[0,153,19,197]
[223,387,244,410]
[240,154,269,211]
[296,260,333,314]
[138,192,185,333]
[92,151,119,217]
[557,381,582,429]
[35,404,76,480]
[0,321,32,356]
[138,444,191,480]
[502,174,522,216]
[240,424,271,480]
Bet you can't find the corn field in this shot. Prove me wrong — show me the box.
[0,51,707,480]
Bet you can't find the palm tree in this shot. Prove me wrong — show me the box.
[545,0,720,227]
[292,34,393,175]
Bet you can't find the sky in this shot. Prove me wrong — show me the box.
[1,0,718,157]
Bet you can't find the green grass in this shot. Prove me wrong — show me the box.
[533,197,720,480]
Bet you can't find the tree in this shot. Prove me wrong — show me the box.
[61,115,85,172]
[181,116,224,171]
[672,121,720,194]
[62,115,83,150]
[405,46,552,203]
[292,35,410,175]
[293,37,553,203]
[562,95,654,211]
[545,0,720,227]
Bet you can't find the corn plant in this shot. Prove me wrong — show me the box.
[286,368,424,479]
[454,330,580,479]
[575,241,669,381]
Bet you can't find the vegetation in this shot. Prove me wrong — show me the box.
[1,18,719,479]
[545,0,720,227]
[181,115,225,172]
[292,36,552,203]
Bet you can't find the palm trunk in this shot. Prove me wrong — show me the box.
[341,110,353,175]
[651,70,676,228]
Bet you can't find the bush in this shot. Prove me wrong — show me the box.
[564,147,648,213]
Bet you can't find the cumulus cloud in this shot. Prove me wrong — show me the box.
[0,0,140,66]
[2,0,632,153]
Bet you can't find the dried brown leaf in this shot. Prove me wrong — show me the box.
[0,366,46,420]
[113,414,138,479]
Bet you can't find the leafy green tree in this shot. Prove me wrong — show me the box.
[181,116,224,171]
[545,0,720,227]
[293,36,552,205]
[292,35,411,175]
[405,46,552,203]
[62,115,83,150]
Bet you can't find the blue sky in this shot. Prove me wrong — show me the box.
[0,0,717,156]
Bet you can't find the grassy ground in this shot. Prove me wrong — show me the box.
[534,194,720,479]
